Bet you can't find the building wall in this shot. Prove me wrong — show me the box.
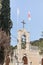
[8,48,43,65]
[4,29,43,65]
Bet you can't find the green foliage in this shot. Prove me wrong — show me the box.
[10,45,17,50]
[39,49,43,55]
[31,38,43,55]
[31,38,43,48]
[0,0,12,35]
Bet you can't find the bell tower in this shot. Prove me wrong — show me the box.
[17,20,30,50]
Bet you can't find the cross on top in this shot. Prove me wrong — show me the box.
[21,20,26,29]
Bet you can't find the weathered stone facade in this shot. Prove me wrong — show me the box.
[3,29,43,65]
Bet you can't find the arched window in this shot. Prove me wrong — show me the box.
[21,35,26,49]
[22,56,28,65]
[21,35,26,43]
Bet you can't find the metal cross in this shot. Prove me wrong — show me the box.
[21,20,26,29]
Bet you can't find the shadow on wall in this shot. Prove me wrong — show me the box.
[0,46,5,65]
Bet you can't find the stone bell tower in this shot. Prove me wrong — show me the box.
[17,20,30,51]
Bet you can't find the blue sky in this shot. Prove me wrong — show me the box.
[10,0,43,46]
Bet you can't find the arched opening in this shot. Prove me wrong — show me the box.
[22,56,28,65]
[41,58,43,65]
[0,46,5,65]
[21,35,26,43]
[21,35,26,49]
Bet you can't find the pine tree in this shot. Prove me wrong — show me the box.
[0,0,12,65]
[0,0,12,35]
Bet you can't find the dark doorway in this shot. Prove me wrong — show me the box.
[0,46,5,65]
[42,58,43,65]
[22,56,28,65]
